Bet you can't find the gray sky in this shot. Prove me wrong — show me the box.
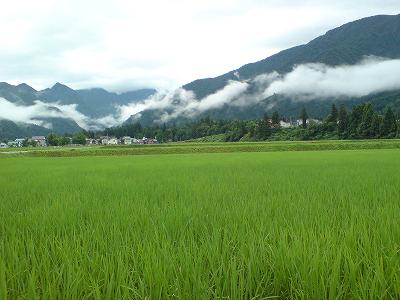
[0,0,399,92]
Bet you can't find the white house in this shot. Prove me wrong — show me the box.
[100,136,109,145]
[15,138,25,147]
[0,143,7,148]
[122,136,133,145]
[32,136,46,147]
[86,138,98,145]
[280,121,291,128]
[107,138,119,145]
[309,119,323,125]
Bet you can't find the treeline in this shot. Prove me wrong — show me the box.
[103,117,262,142]
[46,132,88,146]
[44,103,398,144]
[103,103,399,142]
[302,103,398,140]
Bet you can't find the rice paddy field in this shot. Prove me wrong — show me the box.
[1,142,400,299]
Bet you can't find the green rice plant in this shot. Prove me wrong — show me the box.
[0,149,400,299]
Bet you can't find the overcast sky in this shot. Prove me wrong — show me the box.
[0,0,398,92]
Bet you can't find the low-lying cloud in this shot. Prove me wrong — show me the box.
[2,57,400,130]
[263,57,400,99]
[116,57,400,123]
[0,98,107,130]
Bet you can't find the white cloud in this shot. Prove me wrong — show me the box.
[263,57,400,99]
[2,58,400,128]
[0,98,108,130]
[112,57,400,123]
[159,80,249,122]
[0,1,398,91]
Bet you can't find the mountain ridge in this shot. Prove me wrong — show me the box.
[2,14,400,137]
[0,82,157,138]
[183,14,400,99]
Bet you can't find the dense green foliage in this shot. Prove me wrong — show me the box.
[0,119,50,141]
[1,149,400,298]
[105,104,400,143]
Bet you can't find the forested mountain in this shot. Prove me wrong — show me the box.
[128,14,400,126]
[0,83,156,138]
[0,82,156,117]
[0,119,51,140]
[2,14,400,138]
[184,14,400,99]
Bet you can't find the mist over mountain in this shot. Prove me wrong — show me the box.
[124,14,400,126]
[0,83,156,138]
[185,14,400,99]
[1,14,400,138]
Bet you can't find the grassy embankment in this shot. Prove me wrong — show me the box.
[1,139,400,157]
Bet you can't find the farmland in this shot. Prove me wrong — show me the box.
[1,144,400,299]
[2,139,400,157]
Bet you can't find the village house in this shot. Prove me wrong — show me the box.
[122,136,133,145]
[15,138,25,147]
[100,136,119,145]
[85,138,98,145]
[146,138,158,144]
[0,142,7,148]
[279,121,291,128]
[100,136,109,145]
[293,119,322,127]
[7,141,19,147]
[141,137,158,144]
[31,136,47,147]
[108,137,119,145]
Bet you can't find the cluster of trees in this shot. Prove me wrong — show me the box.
[102,103,399,142]
[103,116,273,142]
[46,132,88,146]
[103,112,283,142]
[41,103,397,145]
[305,103,398,140]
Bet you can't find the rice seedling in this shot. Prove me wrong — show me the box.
[0,149,399,299]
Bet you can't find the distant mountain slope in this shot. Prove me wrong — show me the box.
[184,14,400,99]
[123,14,400,126]
[0,119,51,140]
[35,83,156,117]
[0,82,39,105]
[0,83,156,137]
[0,82,156,118]
[2,14,400,135]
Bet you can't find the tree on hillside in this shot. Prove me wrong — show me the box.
[271,111,280,126]
[263,113,270,124]
[349,104,365,138]
[300,107,308,129]
[47,133,59,146]
[380,107,397,138]
[326,104,338,123]
[337,105,349,138]
[253,118,271,140]
[358,103,374,138]
[72,132,87,145]
[370,114,382,138]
